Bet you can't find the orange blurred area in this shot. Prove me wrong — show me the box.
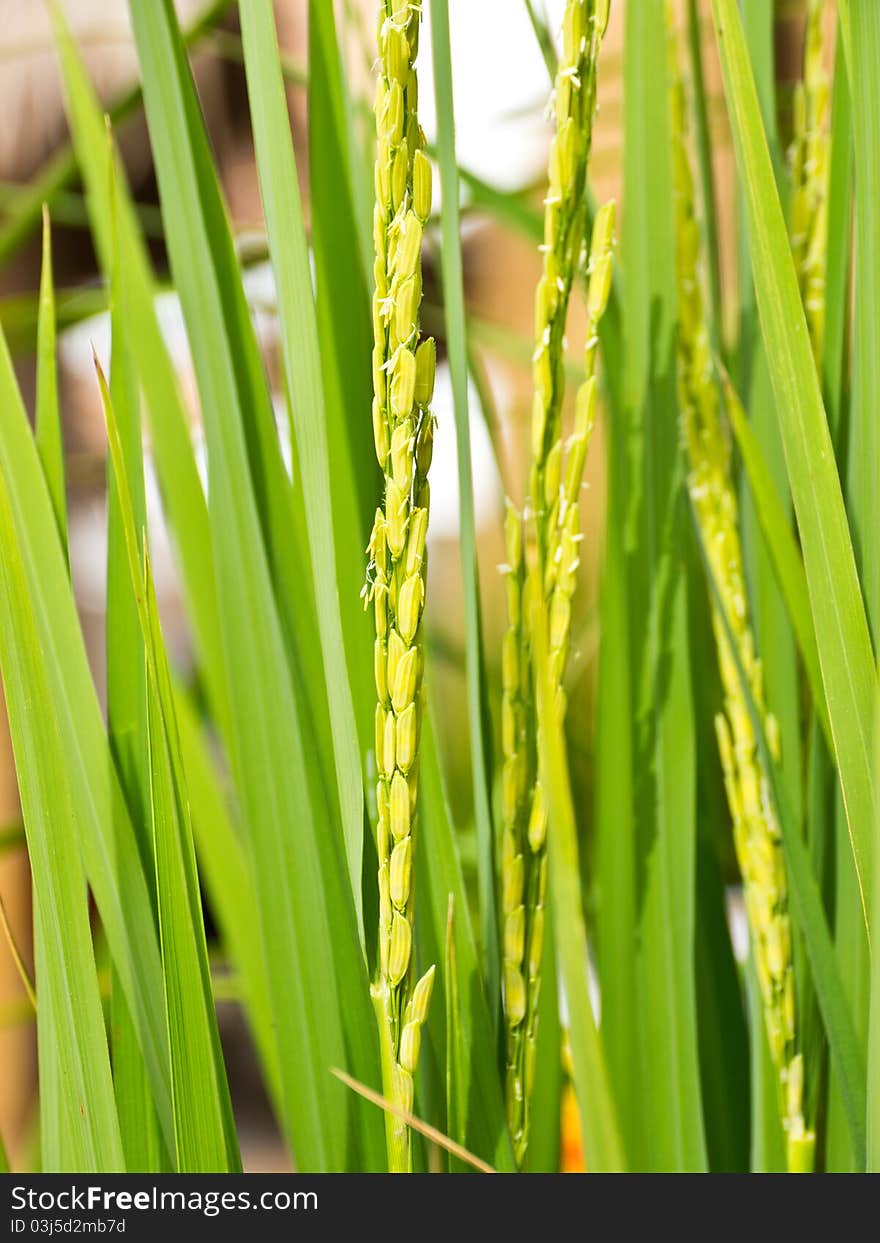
[560,1084,586,1174]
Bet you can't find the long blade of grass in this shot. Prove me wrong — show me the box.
[32,913,67,1170]
[694,505,868,1169]
[824,50,865,1148]
[443,895,463,1167]
[686,537,750,1171]
[127,0,382,1169]
[523,904,562,1174]
[306,0,379,772]
[735,0,804,853]
[174,688,280,1113]
[35,207,66,553]
[49,0,229,739]
[28,258,72,1170]
[0,458,123,1172]
[142,570,240,1172]
[308,0,379,533]
[838,1,880,645]
[746,960,786,1171]
[870,685,880,1170]
[0,893,36,1011]
[99,352,239,1172]
[429,0,499,1026]
[594,414,639,1154]
[522,0,557,81]
[417,715,515,1171]
[686,0,722,343]
[532,601,625,1173]
[722,370,830,747]
[238,0,367,935]
[0,327,172,1149]
[827,781,870,1169]
[822,27,852,463]
[735,0,782,400]
[711,0,877,920]
[621,0,706,1172]
[105,164,168,1174]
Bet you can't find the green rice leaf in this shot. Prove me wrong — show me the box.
[443,893,463,1170]
[620,0,706,1172]
[238,0,367,939]
[870,684,880,1170]
[34,207,66,555]
[0,436,124,1172]
[429,0,499,1025]
[723,370,830,748]
[127,0,381,1170]
[712,0,877,922]
[307,0,380,771]
[687,537,750,1170]
[98,352,239,1172]
[105,166,168,1173]
[522,0,557,81]
[0,325,172,1151]
[522,905,562,1173]
[686,0,722,343]
[174,688,281,1114]
[142,573,239,1172]
[838,1,880,644]
[49,0,229,739]
[822,30,852,462]
[746,960,786,1172]
[417,715,515,1172]
[532,600,625,1173]
[594,422,639,1154]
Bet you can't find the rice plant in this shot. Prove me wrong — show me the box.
[0,0,877,1175]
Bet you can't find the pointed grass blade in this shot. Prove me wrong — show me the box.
[174,688,280,1114]
[35,207,66,554]
[722,369,830,748]
[98,358,239,1171]
[0,327,172,1152]
[238,0,367,936]
[531,603,625,1173]
[822,28,852,463]
[128,0,381,1169]
[711,0,877,922]
[0,459,123,1172]
[417,715,514,1171]
[429,0,499,1024]
[49,0,229,738]
[105,177,168,1172]
[870,685,880,1170]
[838,1,880,643]
[306,0,378,768]
[621,0,706,1171]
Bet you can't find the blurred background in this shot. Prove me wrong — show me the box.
[0,0,817,1169]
